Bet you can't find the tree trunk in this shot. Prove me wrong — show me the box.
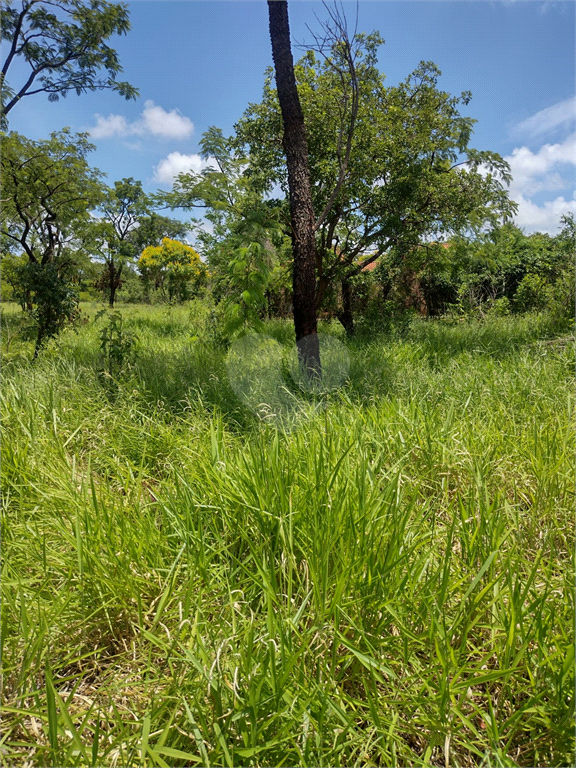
[108,261,122,307]
[33,324,45,360]
[337,277,355,337]
[267,0,320,378]
[109,280,116,308]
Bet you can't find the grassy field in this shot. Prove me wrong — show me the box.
[2,302,574,767]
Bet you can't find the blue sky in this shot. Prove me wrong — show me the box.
[6,0,576,235]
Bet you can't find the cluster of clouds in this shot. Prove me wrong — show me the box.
[153,151,216,184]
[89,100,194,140]
[88,101,217,184]
[505,96,575,233]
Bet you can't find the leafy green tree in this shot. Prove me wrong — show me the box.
[127,212,189,253]
[158,127,290,330]
[94,178,151,306]
[137,237,206,303]
[1,0,137,126]
[234,34,516,334]
[1,129,104,355]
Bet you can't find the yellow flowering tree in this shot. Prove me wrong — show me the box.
[137,238,206,302]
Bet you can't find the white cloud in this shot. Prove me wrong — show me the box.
[505,133,576,198]
[88,101,193,140]
[89,113,130,139]
[513,96,576,139]
[513,194,576,235]
[153,152,216,184]
[501,133,576,233]
[139,100,194,139]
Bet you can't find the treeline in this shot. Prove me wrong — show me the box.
[1,0,574,359]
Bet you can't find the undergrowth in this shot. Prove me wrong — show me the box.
[1,303,574,767]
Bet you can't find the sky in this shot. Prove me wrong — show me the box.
[6,0,576,236]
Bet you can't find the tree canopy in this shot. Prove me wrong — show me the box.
[1,129,104,264]
[234,37,517,310]
[137,237,206,302]
[0,129,105,351]
[92,177,151,305]
[1,0,138,125]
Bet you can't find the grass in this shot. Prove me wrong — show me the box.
[1,302,574,767]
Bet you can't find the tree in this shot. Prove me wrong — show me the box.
[0,129,104,354]
[1,0,137,126]
[127,212,189,253]
[447,218,575,316]
[235,27,516,334]
[137,237,206,303]
[158,126,290,330]
[267,0,320,375]
[94,178,151,306]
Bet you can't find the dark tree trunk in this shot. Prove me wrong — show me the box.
[33,324,45,360]
[267,0,320,378]
[109,283,116,308]
[108,261,122,307]
[337,278,355,337]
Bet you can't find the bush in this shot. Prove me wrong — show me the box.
[513,273,549,312]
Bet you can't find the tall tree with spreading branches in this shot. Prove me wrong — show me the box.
[0,129,105,355]
[238,4,516,335]
[93,178,151,307]
[0,0,138,126]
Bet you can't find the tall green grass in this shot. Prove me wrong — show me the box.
[2,304,574,767]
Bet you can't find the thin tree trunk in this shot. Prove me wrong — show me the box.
[337,278,355,337]
[33,324,44,360]
[267,0,320,378]
[108,261,122,307]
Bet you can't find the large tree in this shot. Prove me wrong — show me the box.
[235,30,516,334]
[0,0,137,126]
[0,129,104,354]
[267,0,320,375]
[127,212,189,254]
[93,178,151,306]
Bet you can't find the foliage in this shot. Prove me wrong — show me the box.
[234,40,516,313]
[1,304,574,767]
[353,217,575,323]
[447,220,575,318]
[137,237,206,303]
[127,212,189,253]
[93,177,151,306]
[1,129,104,263]
[159,127,291,325]
[0,0,138,126]
[95,308,137,378]
[0,129,104,352]
[0,251,29,306]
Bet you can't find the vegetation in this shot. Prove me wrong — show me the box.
[138,238,207,303]
[0,129,104,355]
[1,2,574,766]
[234,19,516,338]
[92,178,151,307]
[1,303,574,767]
[0,0,137,126]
